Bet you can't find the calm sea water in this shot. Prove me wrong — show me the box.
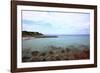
[22,35,90,52]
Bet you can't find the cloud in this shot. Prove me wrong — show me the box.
[22,10,90,35]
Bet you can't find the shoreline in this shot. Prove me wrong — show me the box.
[22,35,89,39]
[22,35,58,39]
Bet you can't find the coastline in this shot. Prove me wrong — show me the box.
[22,35,58,40]
[22,37,35,40]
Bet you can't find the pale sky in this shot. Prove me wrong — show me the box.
[22,10,90,35]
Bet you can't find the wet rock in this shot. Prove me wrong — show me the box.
[22,56,31,62]
[48,51,54,55]
[61,49,65,53]
[23,45,90,62]
[31,51,39,56]
[31,57,40,62]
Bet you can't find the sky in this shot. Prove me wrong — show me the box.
[22,10,90,35]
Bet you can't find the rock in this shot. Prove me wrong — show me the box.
[31,51,39,56]
[22,56,31,62]
[40,52,46,56]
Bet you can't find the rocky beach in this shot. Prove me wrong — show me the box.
[22,45,90,62]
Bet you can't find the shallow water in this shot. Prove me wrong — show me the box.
[22,35,90,52]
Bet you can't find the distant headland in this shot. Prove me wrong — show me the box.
[22,31,58,38]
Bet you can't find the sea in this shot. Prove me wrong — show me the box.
[22,35,90,52]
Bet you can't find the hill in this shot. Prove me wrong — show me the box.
[22,31,43,37]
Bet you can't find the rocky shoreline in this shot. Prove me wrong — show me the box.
[22,45,90,62]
